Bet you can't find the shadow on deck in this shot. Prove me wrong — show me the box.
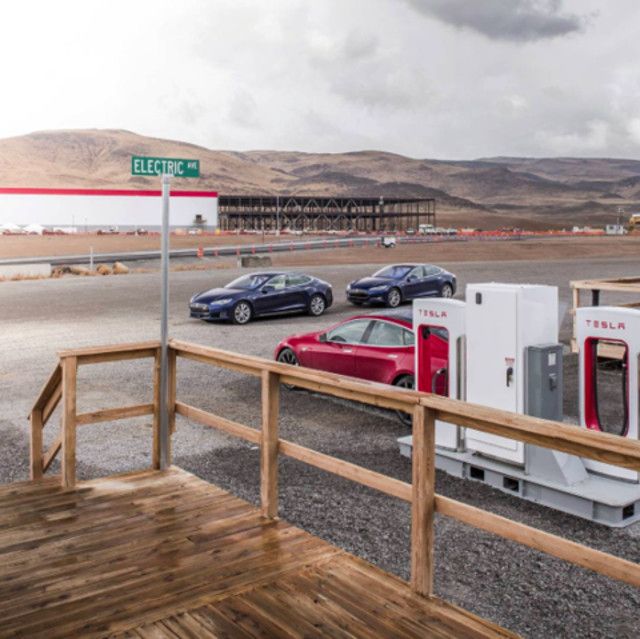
[0,467,515,639]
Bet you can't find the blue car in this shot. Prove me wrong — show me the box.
[190,271,333,324]
[346,263,456,308]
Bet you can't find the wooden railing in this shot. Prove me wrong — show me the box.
[570,276,640,357]
[30,339,640,599]
[30,342,162,486]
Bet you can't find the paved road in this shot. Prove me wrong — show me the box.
[1,254,639,639]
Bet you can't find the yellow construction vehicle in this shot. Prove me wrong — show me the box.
[629,213,640,232]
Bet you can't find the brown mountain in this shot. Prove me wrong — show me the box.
[0,129,639,229]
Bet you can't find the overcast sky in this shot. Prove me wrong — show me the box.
[2,0,639,159]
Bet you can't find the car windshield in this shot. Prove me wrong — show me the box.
[373,265,412,279]
[225,274,271,290]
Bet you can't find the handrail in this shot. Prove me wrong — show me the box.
[170,340,640,469]
[28,338,640,623]
[172,339,418,413]
[29,363,62,479]
[58,340,161,365]
[168,339,640,596]
[31,363,62,414]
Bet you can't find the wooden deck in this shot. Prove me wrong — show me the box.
[0,467,516,639]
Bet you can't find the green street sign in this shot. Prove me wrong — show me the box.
[131,155,200,178]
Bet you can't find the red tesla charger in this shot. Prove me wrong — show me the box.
[275,309,448,421]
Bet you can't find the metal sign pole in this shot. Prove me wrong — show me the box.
[160,173,171,469]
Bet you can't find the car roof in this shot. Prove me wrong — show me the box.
[370,308,413,323]
[241,271,312,278]
[383,263,438,269]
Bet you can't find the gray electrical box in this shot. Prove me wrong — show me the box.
[524,343,563,421]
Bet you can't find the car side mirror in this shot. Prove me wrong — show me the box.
[261,285,274,293]
[406,275,416,282]
[319,333,327,342]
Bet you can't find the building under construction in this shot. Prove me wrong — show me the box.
[218,195,435,232]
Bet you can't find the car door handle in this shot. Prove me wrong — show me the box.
[342,348,353,353]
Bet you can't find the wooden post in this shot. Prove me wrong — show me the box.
[30,409,44,480]
[260,370,280,519]
[168,347,177,438]
[152,347,161,470]
[571,284,580,353]
[61,356,78,488]
[411,404,436,596]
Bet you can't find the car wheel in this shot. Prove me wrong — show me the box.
[231,301,253,325]
[308,293,326,317]
[394,374,415,426]
[386,287,402,308]
[277,348,300,390]
[441,283,453,298]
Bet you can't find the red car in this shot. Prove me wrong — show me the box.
[275,309,448,421]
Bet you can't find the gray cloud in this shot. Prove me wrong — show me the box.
[404,0,588,42]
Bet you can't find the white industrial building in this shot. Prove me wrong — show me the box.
[0,187,218,230]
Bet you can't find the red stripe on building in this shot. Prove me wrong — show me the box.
[0,187,218,198]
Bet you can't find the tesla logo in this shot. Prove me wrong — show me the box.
[419,309,447,318]
[585,319,626,330]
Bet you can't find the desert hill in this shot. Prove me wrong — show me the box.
[0,129,639,229]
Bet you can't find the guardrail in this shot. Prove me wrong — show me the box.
[30,339,640,600]
[2,233,525,267]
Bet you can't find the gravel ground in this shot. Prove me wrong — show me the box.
[1,255,639,638]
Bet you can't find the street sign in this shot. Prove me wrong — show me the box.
[131,153,201,470]
[131,156,200,178]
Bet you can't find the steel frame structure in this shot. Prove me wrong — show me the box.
[218,195,436,232]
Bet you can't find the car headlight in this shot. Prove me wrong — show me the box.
[211,298,233,305]
[369,285,387,293]
[346,283,352,291]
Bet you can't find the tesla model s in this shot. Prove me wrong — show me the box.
[274,309,448,423]
[346,263,456,308]
[190,271,333,324]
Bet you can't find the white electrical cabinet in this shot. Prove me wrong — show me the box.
[465,283,558,464]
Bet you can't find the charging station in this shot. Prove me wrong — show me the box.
[413,299,466,450]
[577,306,640,483]
[399,284,640,527]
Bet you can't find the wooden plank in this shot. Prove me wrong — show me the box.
[278,439,412,502]
[76,404,155,426]
[42,435,62,474]
[435,495,640,590]
[172,346,262,378]
[152,348,161,470]
[570,277,640,292]
[411,405,436,596]
[42,383,62,425]
[421,395,640,470]
[77,349,159,366]
[29,410,44,480]
[168,347,177,436]
[31,363,62,413]
[58,340,160,360]
[336,556,519,639]
[175,402,261,444]
[278,372,414,412]
[260,370,280,519]
[61,356,77,489]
